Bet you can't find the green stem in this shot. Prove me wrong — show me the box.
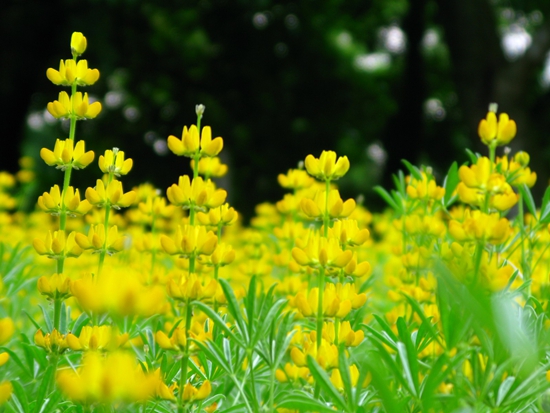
[473,242,484,286]
[178,300,193,413]
[316,266,326,349]
[324,179,331,236]
[53,299,62,332]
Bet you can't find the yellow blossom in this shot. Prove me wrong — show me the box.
[0,318,14,345]
[98,148,133,176]
[275,363,310,383]
[37,273,72,300]
[182,380,212,402]
[449,210,510,245]
[40,139,95,170]
[191,156,228,178]
[167,175,226,211]
[292,233,352,269]
[166,273,217,302]
[300,189,355,220]
[196,203,238,227]
[0,382,12,405]
[406,172,445,200]
[278,169,315,190]
[160,225,218,258]
[85,179,136,209]
[290,337,338,370]
[330,364,361,391]
[33,230,83,259]
[168,125,223,158]
[46,59,99,86]
[35,329,68,354]
[37,185,92,217]
[326,219,370,248]
[75,224,127,255]
[305,150,350,181]
[71,32,87,56]
[0,353,8,368]
[478,110,517,146]
[47,91,102,120]
[66,325,128,351]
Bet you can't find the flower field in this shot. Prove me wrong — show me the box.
[0,32,550,413]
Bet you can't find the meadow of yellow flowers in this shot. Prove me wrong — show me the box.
[0,32,549,413]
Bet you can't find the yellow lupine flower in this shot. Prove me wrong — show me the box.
[35,329,68,354]
[56,351,158,403]
[37,185,92,217]
[155,328,187,351]
[200,243,236,267]
[292,233,352,269]
[33,230,83,259]
[182,380,212,402]
[191,156,228,178]
[305,150,350,181]
[167,175,227,211]
[85,179,136,209]
[0,318,14,345]
[98,148,133,176]
[75,224,127,255]
[66,325,128,351]
[166,273,217,302]
[278,169,315,190]
[47,91,102,120]
[300,189,355,220]
[0,172,15,189]
[406,172,445,200]
[326,219,370,248]
[40,139,95,170]
[0,353,8,368]
[497,154,537,188]
[314,321,364,347]
[46,59,99,86]
[153,368,177,401]
[290,338,339,370]
[275,362,310,383]
[330,364,361,391]
[0,382,12,405]
[449,210,510,245]
[138,195,175,218]
[196,203,238,227]
[70,32,87,55]
[161,225,218,258]
[294,284,352,319]
[343,253,371,278]
[168,124,223,158]
[37,273,72,300]
[478,110,517,146]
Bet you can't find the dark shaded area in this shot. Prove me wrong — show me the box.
[3,0,550,219]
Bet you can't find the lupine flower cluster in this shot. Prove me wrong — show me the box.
[0,32,549,413]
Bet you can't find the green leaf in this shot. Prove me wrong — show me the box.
[338,346,354,409]
[465,148,479,164]
[70,312,89,336]
[219,279,249,345]
[496,375,515,406]
[10,380,29,413]
[518,184,537,219]
[38,305,53,333]
[401,159,423,180]
[23,311,42,331]
[34,363,55,413]
[193,301,245,349]
[396,342,418,397]
[244,276,257,338]
[306,355,348,411]
[276,393,336,412]
[443,161,459,207]
[539,186,550,222]
[374,186,399,211]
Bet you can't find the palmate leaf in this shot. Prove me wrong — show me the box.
[396,317,420,396]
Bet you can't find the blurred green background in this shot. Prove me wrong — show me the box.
[3,0,550,220]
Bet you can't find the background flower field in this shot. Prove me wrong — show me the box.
[1,29,550,413]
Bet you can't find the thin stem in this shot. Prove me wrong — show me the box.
[53,299,62,332]
[178,301,193,413]
[316,266,326,349]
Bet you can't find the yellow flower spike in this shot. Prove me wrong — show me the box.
[98,148,133,176]
[166,274,218,302]
[71,32,87,55]
[191,156,228,178]
[138,196,175,218]
[327,219,370,248]
[305,150,350,181]
[0,353,8,367]
[67,326,121,351]
[406,172,445,200]
[37,273,72,300]
[167,175,227,211]
[47,91,71,118]
[33,230,83,259]
[278,169,315,190]
[300,190,355,220]
[0,381,12,405]
[199,126,224,157]
[330,365,360,392]
[449,210,511,245]
[205,243,236,266]
[0,318,14,345]
[161,225,218,258]
[338,321,365,347]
